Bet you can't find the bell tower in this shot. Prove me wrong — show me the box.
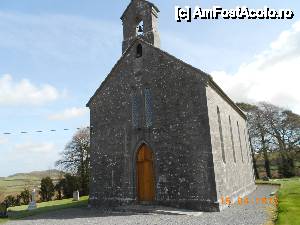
[121,0,160,53]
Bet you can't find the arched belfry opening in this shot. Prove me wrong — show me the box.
[136,144,155,202]
[136,20,144,36]
[121,0,160,53]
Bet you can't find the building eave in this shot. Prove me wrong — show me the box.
[207,77,247,120]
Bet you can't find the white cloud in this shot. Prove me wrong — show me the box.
[14,142,55,154]
[0,74,62,106]
[211,20,300,114]
[0,137,8,145]
[48,107,89,121]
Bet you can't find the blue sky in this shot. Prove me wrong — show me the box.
[0,0,299,177]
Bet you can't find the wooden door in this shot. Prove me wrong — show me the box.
[136,144,155,201]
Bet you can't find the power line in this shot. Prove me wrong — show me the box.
[1,126,90,135]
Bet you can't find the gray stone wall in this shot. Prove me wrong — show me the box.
[121,0,160,53]
[88,41,220,211]
[206,85,256,208]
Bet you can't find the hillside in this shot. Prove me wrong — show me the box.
[0,170,64,202]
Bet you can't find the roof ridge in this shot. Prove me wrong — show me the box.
[120,0,160,20]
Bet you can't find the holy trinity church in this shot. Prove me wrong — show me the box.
[87,0,255,211]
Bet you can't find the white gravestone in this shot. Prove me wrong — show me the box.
[27,189,37,210]
[73,191,80,201]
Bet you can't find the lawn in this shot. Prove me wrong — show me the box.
[256,177,300,225]
[276,178,300,225]
[0,196,88,224]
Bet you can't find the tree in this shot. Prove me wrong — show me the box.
[260,103,300,177]
[3,195,16,208]
[54,179,65,200]
[237,102,271,178]
[56,128,90,195]
[54,174,80,199]
[20,189,31,205]
[261,103,300,152]
[15,194,22,206]
[238,102,300,178]
[39,177,55,202]
[62,174,80,198]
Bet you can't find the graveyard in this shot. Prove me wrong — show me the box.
[0,196,88,224]
[0,178,298,224]
[0,0,299,224]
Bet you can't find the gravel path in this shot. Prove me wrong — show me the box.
[7,185,278,225]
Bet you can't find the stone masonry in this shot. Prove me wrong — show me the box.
[87,0,256,211]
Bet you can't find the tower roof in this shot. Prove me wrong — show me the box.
[120,0,160,19]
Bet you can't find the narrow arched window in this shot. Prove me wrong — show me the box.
[131,93,140,128]
[237,121,244,163]
[136,44,142,58]
[144,88,153,127]
[244,128,250,163]
[136,20,144,36]
[229,116,236,163]
[217,107,225,163]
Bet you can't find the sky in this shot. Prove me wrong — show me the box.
[0,0,299,177]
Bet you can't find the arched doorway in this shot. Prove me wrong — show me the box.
[136,144,155,202]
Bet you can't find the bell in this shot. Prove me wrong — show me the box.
[138,25,143,33]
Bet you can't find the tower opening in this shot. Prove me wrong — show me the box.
[136,44,143,58]
[121,0,160,53]
[136,20,144,36]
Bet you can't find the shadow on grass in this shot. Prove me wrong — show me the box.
[1,199,189,222]
[0,199,91,223]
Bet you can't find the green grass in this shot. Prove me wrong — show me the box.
[276,178,300,225]
[0,196,88,224]
[256,177,300,225]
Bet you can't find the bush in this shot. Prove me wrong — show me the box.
[20,189,31,205]
[3,195,16,208]
[39,177,55,202]
[278,156,295,178]
[61,174,80,198]
[15,194,22,206]
[55,179,65,200]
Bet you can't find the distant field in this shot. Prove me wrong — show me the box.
[0,170,63,202]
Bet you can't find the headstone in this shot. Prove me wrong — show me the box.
[73,191,80,201]
[27,189,37,210]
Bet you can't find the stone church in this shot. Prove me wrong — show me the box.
[87,0,255,211]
